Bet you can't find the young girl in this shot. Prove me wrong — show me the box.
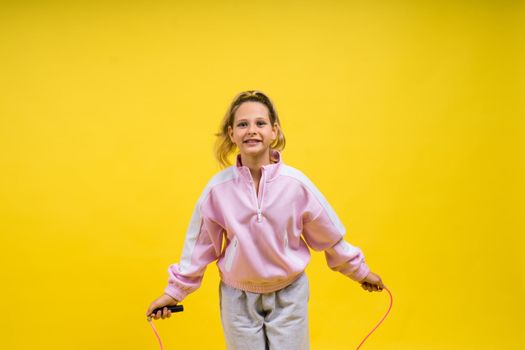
[146,90,385,350]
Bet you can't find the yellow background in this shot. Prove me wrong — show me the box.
[1,1,523,349]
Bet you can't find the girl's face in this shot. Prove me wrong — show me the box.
[228,101,277,160]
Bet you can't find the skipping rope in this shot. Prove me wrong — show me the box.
[147,286,393,349]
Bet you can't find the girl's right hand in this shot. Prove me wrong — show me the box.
[360,271,386,292]
[146,293,179,320]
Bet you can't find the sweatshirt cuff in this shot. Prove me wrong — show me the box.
[163,286,187,303]
[351,262,370,282]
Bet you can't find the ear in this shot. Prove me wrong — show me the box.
[227,125,234,143]
[272,122,278,141]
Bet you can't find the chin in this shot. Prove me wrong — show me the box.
[241,147,268,156]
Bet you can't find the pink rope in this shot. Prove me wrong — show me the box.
[147,287,393,350]
[147,317,164,350]
[355,286,393,350]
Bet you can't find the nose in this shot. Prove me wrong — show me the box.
[248,123,257,135]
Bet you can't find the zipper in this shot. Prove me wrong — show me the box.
[248,167,266,223]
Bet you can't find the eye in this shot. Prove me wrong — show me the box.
[236,121,267,128]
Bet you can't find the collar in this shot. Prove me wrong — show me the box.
[234,149,283,183]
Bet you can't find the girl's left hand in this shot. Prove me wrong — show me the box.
[360,271,386,292]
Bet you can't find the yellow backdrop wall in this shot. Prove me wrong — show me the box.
[1,1,523,349]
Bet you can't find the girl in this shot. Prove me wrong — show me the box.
[146,90,385,350]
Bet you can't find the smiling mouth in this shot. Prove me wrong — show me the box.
[244,140,261,143]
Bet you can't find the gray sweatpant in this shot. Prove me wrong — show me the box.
[219,273,310,350]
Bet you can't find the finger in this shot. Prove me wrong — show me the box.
[150,306,160,316]
[162,307,168,319]
[146,304,156,317]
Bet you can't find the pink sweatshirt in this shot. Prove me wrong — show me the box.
[164,150,370,302]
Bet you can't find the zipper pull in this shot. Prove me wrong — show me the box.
[257,208,262,222]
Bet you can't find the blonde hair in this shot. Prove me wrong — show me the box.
[214,90,286,168]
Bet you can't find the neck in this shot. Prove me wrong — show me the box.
[240,150,272,181]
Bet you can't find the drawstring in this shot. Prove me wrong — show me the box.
[147,286,393,349]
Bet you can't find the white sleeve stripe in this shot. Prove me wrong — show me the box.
[179,167,235,272]
[280,165,346,236]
